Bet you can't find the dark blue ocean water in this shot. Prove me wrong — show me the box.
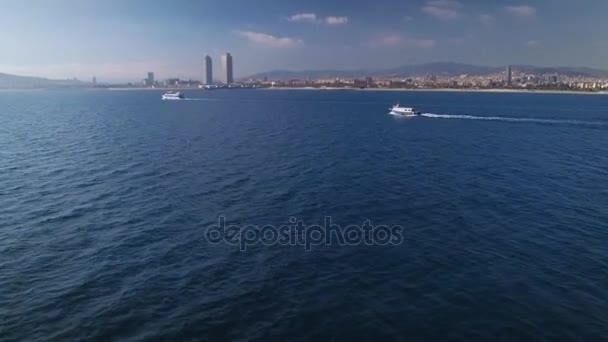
[1,89,608,341]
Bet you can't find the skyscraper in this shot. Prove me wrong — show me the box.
[221,53,233,84]
[505,65,512,86]
[146,72,155,87]
[203,55,213,85]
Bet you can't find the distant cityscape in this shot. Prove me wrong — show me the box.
[97,54,608,92]
[250,66,608,92]
[3,55,608,92]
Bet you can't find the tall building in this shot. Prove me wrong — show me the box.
[548,75,558,84]
[221,53,234,84]
[505,65,512,86]
[203,55,213,85]
[146,72,155,86]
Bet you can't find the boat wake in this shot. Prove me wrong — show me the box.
[181,98,219,101]
[420,113,608,127]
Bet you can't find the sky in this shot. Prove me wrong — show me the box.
[1,0,606,82]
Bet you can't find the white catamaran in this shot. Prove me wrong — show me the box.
[162,91,186,100]
[389,104,421,116]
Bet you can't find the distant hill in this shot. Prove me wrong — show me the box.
[380,62,497,77]
[0,72,85,89]
[248,62,608,80]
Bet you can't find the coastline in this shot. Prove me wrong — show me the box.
[106,87,185,91]
[1,87,605,96]
[262,87,608,95]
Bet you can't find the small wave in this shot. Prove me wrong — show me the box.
[420,113,607,126]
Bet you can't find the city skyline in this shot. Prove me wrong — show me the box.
[4,60,608,90]
[117,61,607,93]
[2,0,608,81]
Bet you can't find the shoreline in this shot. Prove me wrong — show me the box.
[1,87,605,96]
[261,87,608,95]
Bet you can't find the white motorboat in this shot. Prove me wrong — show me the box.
[162,91,185,100]
[389,104,421,116]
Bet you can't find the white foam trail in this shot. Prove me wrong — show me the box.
[182,98,218,101]
[420,113,607,126]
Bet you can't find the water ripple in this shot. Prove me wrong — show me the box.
[1,90,608,341]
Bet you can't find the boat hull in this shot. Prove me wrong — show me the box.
[389,111,419,117]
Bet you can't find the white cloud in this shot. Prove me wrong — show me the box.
[235,31,303,48]
[421,0,463,20]
[525,40,540,47]
[286,13,348,25]
[374,34,436,48]
[479,14,496,26]
[505,5,536,17]
[325,16,348,25]
[287,13,317,23]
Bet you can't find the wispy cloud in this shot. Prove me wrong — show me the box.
[421,0,463,20]
[325,16,349,25]
[479,14,496,26]
[407,38,436,48]
[525,40,540,47]
[505,5,536,17]
[286,13,348,25]
[378,34,403,47]
[235,31,303,48]
[403,15,414,22]
[287,13,317,23]
[374,34,436,48]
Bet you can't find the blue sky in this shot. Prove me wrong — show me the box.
[1,0,606,81]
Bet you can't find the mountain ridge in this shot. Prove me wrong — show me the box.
[0,72,85,89]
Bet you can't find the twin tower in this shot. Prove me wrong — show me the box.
[204,53,233,85]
